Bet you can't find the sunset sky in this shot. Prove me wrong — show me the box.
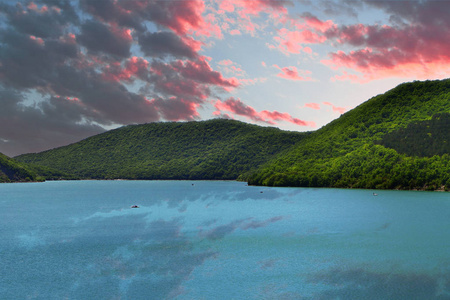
[1,0,449,156]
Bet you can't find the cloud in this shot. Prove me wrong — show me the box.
[218,59,233,66]
[217,59,247,77]
[79,0,144,32]
[229,29,241,35]
[240,216,284,230]
[137,31,198,59]
[175,57,240,87]
[215,0,292,37]
[0,88,105,157]
[270,13,334,55]
[273,27,327,55]
[227,0,291,17]
[203,218,248,240]
[0,0,243,156]
[202,216,285,240]
[150,57,239,102]
[273,64,313,81]
[0,0,79,38]
[214,97,315,127]
[323,102,346,114]
[78,20,132,58]
[153,97,201,121]
[308,266,449,299]
[137,0,214,37]
[305,103,320,110]
[321,1,450,81]
[101,56,150,83]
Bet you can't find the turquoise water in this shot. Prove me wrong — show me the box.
[1,180,450,299]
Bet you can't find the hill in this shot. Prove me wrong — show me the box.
[247,78,450,190]
[15,119,307,180]
[0,152,42,182]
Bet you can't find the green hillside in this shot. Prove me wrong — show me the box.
[248,78,450,190]
[16,119,307,180]
[0,152,42,182]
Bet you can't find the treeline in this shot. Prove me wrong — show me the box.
[12,79,450,190]
[249,144,450,190]
[16,119,308,180]
[248,78,450,190]
[0,152,43,182]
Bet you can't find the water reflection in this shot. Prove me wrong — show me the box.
[2,181,450,299]
[308,266,450,300]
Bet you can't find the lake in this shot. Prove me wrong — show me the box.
[1,180,450,299]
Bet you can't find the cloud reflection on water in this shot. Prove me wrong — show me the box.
[307,266,450,300]
[6,181,449,299]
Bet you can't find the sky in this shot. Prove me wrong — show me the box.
[0,0,449,157]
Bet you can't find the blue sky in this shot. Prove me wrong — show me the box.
[0,0,449,156]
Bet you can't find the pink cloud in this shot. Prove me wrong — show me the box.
[273,27,326,55]
[229,29,241,35]
[303,47,312,54]
[261,110,316,127]
[219,1,235,13]
[218,59,233,66]
[228,0,289,18]
[27,2,49,13]
[29,35,44,46]
[149,56,240,104]
[305,103,320,110]
[177,57,240,88]
[214,97,315,127]
[155,0,206,36]
[194,13,223,39]
[154,97,201,121]
[323,102,346,114]
[217,59,246,78]
[273,65,312,81]
[302,14,335,32]
[319,3,450,82]
[110,25,133,42]
[102,56,149,83]
[215,97,266,123]
[216,0,291,36]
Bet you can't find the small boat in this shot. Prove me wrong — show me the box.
[131,205,140,208]
[373,193,378,196]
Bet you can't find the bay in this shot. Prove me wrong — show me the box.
[1,180,450,299]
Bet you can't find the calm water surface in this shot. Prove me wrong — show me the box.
[1,180,450,299]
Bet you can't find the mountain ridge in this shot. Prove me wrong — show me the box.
[247,78,450,190]
[15,119,308,180]
[12,78,450,190]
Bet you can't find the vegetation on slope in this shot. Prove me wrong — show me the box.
[376,113,450,157]
[16,119,307,180]
[248,78,450,190]
[0,152,42,182]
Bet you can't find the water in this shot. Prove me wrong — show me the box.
[1,181,450,299]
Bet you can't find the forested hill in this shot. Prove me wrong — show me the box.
[15,119,308,180]
[248,78,450,190]
[0,152,41,182]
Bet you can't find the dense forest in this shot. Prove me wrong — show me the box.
[376,113,450,157]
[0,152,42,182]
[16,119,307,180]
[11,78,450,190]
[247,78,450,190]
